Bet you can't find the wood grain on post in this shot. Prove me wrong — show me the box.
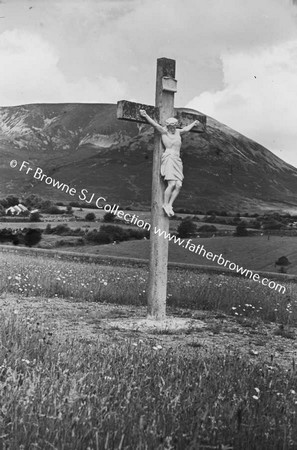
[147,57,176,320]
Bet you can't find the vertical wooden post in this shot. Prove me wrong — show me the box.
[147,58,176,320]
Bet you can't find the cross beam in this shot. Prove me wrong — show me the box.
[117,100,206,132]
[117,57,206,320]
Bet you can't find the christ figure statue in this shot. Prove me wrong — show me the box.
[139,109,199,217]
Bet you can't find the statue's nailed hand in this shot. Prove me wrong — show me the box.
[194,120,199,126]
[139,109,147,118]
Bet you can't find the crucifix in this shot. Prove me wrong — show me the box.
[117,57,206,320]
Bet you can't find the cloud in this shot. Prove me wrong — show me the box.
[67,0,297,106]
[186,40,297,166]
[1,0,297,167]
[1,0,297,107]
[0,29,126,106]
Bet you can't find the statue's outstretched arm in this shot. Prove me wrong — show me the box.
[180,120,200,134]
[139,110,167,134]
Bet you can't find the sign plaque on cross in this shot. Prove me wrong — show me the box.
[117,57,206,320]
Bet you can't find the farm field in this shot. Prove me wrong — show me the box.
[55,235,297,275]
[0,251,297,449]
[0,213,237,233]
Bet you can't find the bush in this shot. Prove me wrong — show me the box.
[103,212,116,223]
[0,228,14,243]
[45,206,63,215]
[202,215,217,223]
[177,219,197,238]
[85,230,112,245]
[250,220,261,229]
[5,195,19,208]
[197,224,217,233]
[100,225,128,242]
[235,221,249,236]
[24,228,42,247]
[85,212,96,222]
[51,224,71,235]
[262,220,283,230]
[55,238,85,247]
[71,228,84,236]
[125,228,150,240]
[45,224,52,234]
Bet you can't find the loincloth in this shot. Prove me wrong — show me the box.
[161,150,184,184]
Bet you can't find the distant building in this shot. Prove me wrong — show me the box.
[5,203,28,216]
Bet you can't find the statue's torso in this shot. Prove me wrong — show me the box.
[161,130,182,156]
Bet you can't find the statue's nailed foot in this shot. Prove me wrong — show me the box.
[163,204,174,217]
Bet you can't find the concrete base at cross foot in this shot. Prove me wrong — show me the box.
[100,317,206,333]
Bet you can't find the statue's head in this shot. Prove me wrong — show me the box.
[165,117,178,132]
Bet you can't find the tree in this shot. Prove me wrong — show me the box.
[177,218,197,238]
[24,229,42,247]
[235,221,248,236]
[85,212,96,221]
[6,195,19,208]
[24,194,43,209]
[275,256,291,274]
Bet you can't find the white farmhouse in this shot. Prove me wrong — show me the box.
[5,203,28,216]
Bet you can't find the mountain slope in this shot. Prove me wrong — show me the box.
[0,103,297,212]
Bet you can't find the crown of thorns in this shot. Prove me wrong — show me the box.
[165,117,178,126]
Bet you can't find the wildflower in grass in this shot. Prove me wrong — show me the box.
[252,387,260,400]
[21,359,30,365]
[153,345,162,350]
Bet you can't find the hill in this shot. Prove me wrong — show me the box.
[1,103,297,212]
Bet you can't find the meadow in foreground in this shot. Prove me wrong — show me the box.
[0,252,296,325]
[0,312,297,450]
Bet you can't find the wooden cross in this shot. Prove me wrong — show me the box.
[117,57,206,320]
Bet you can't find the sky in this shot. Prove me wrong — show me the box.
[0,0,297,166]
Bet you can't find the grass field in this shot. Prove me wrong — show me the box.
[0,252,296,324]
[1,310,297,449]
[0,251,297,449]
